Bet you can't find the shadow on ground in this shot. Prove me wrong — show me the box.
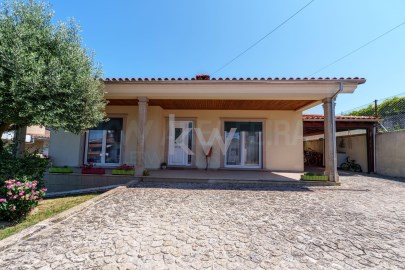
[126,182,314,192]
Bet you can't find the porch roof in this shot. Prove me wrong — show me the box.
[104,75,366,111]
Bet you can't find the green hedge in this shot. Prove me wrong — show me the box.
[48,167,73,173]
[0,149,48,188]
[111,169,134,175]
[301,174,329,181]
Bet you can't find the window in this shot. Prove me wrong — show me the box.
[85,118,123,165]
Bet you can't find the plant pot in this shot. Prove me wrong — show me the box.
[112,169,134,175]
[160,166,167,170]
[301,175,329,181]
[81,168,105,175]
[48,167,73,173]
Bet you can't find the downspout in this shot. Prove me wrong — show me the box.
[332,81,344,100]
[373,125,376,173]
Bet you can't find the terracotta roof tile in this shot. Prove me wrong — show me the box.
[303,114,378,121]
[103,76,366,84]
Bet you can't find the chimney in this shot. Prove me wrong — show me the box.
[196,74,210,80]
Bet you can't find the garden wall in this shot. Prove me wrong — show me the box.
[376,130,405,178]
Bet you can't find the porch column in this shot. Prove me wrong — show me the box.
[136,97,148,176]
[323,97,339,182]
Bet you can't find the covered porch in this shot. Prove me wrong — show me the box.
[104,76,366,183]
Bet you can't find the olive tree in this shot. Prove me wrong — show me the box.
[0,0,106,152]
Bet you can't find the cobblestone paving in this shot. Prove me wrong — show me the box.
[0,175,404,269]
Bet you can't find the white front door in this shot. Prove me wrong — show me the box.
[168,121,192,166]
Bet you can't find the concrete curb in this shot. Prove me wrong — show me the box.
[45,184,122,198]
[0,186,125,252]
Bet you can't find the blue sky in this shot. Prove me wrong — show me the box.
[47,0,405,114]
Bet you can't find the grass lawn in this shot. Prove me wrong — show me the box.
[0,194,98,241]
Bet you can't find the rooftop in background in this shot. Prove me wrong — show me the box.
[303,114,379,122]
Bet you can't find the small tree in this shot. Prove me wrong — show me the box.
[0,0,106,152]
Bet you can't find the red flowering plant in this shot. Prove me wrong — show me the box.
[0,179,47,221]
[82,163,95,169]
[116,164,134,171]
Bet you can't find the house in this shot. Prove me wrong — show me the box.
[49,75,366,182]
[1,125,50,156]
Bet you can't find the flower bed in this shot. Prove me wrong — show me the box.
[0,179,47,221]
[48,167,73,173]
[81,163,105,175]
[112,164,134,175]
[81,168,105,175]
[111,169,134,175]
[301,173,329,181]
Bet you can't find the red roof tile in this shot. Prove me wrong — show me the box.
[103,76,366,83]
[303,114,378,121]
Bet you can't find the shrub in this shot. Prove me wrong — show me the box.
[0,179,47,221]
[0,148,49,188]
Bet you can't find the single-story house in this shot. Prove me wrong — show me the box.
[49,75,366,182]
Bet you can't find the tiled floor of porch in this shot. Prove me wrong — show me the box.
[144,169,302,182]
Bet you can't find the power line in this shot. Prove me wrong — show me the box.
[212,0,315,76]
[309,20,405,76]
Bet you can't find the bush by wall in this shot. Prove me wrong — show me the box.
[0,148,49,188]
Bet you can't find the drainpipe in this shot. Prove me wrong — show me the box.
[332,82,344,101]
[373,126,377,173]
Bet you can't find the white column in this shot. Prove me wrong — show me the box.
[136,97,148,176]
[323,97,339,182]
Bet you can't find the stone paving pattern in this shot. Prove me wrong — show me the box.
[0,175,404,269]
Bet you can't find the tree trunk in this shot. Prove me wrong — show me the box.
[15,126,27,158]
[0,123,11,153]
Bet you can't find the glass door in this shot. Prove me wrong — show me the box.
[85,118,123,165]
[224,122,262,168]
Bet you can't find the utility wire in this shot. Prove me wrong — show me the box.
[309,20,405,76]
[212,0,315,76]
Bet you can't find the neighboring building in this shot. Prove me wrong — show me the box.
[49,75,366,182]
[1,125,50,156]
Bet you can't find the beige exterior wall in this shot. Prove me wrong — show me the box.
[376,130,405,178]
[304,140,323,154]
[49,130,83,167]
[337,135,368,172]
[49,107,304,171]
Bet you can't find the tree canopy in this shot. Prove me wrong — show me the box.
[347,96,405,117]
[0,0,106,139]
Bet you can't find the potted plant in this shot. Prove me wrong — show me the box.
[48,166,73,173]
[160,162,167,170]
[81,163,105,175]
[143,169,150,176]
[112,164,135,175]
[301,172,329,181]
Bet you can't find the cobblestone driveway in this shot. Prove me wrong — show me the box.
[0,175,404,269]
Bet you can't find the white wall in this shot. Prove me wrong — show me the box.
[376,130,405,178]
[337,135,368,172]
[49,130,83,167]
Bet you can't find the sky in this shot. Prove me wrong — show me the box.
[46,0,405,114]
